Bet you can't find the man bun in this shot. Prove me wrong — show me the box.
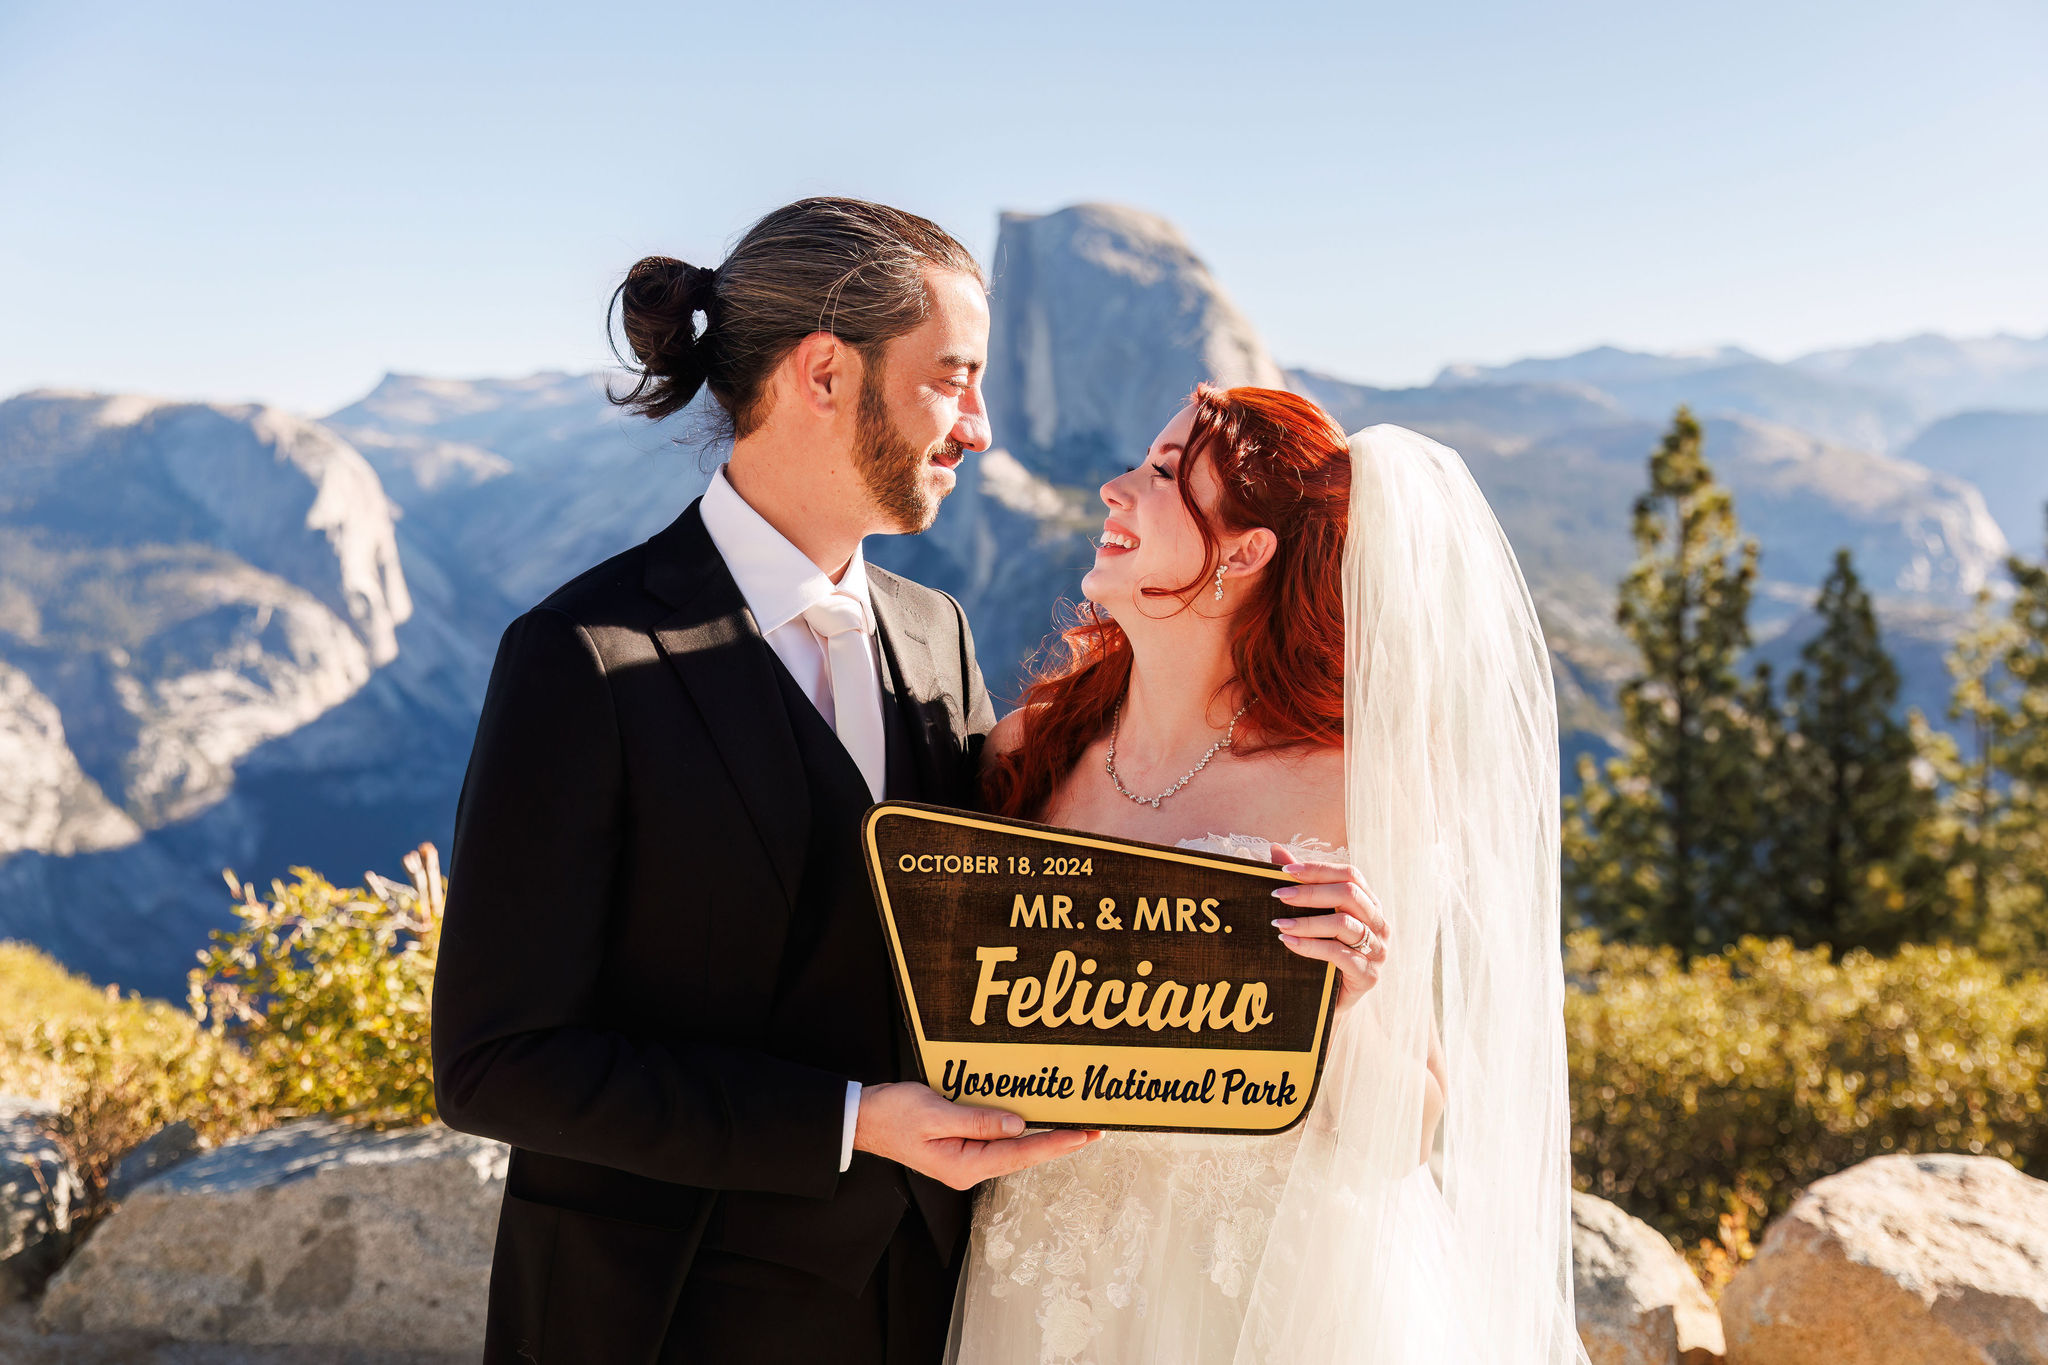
[608,256,720,421]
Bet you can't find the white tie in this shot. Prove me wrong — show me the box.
[800,594,888,802]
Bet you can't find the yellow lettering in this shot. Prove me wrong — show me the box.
[969,946,1018,1025]
[1088,980,1125,1028]
[1011,894,1048,929]
[1143,981,1187,1031]
[1065,958,1096,1024]
[1183,982,1234,1034]
[1042,950,1077,1028]
[1230,981,1276,1032]
[968,955,1273,1037]
[1175,898,1197,932]
[1007,974,1043,1026]
[1199,898,1222,932]
[1051,895,1074,929]
[1134,897,1169,932]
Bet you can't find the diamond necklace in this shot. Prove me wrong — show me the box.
[1104,695,1253,809]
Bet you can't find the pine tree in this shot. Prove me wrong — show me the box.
[1765,548,1941,951]
[1916,634,1998,940]
[1923,525,2048,964]
[1564,408,1776,949]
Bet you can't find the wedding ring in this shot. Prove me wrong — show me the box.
[1354,923,1377,954]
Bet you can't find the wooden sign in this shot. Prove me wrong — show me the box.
[862,802,1338,1135]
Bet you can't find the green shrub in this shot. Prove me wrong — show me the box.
[0,942,263,1231]
[0,940,174,1068]
[190,844,444,1128]
[0,844,443,1232]
[1566,927,2048,1287]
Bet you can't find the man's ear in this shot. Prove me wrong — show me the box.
[787,330,849,416]
[1226,527,1279,577]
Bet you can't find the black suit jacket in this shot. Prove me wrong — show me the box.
[430,499,996,1358]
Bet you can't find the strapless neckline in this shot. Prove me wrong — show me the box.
[1172,831,1348,864]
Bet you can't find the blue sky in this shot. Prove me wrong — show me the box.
[2,0,2043,414]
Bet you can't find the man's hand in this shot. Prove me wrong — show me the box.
[854,1082,1100,1190]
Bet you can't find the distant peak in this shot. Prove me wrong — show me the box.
[999,202,1192,244]
[1435,342,1767,389]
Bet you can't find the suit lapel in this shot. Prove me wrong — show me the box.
[644,501,809,910]
[868,570,948,804]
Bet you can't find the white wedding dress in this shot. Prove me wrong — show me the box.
[944,834,1466,1365]
[947,423,1589,1364]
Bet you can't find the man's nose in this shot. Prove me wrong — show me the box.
[953,383,992,452]
[954,408,992,452]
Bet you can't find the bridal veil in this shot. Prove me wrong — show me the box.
[1232,424,1587,1364]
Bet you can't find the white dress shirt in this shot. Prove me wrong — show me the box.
[698,464,875,1173]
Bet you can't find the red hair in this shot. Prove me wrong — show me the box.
[983,383,1352,819]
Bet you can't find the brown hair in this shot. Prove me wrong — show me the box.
[608,197,983,436]
[983,384,1352,820]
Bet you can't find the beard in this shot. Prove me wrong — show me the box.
[854,361,961,534]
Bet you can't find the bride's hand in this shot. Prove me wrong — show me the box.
[1266,842,1390,1013]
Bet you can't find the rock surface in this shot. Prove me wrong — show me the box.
[0,657,140,860]
[37,1119,507,1354]
[1718,1152,2048,1364]
[0,1300,466,1364]
[0,390,490,997]
[324,369,710,609]
[1572,1191,1726,1365]
[980,203,1286,490]
[1,1095,83,1302]
[105,1121,202,1205]
[1904,409,2048,553]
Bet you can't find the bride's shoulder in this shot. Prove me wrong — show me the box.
[1245,739,1344,786]
[987,704,1045,762]
[1226,740,1346,848]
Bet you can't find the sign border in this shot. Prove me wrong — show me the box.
[861,801,1341,1136]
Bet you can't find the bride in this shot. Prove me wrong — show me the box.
[948,385,1589,1365]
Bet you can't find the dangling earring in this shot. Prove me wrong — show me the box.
[1213,564,1228,602]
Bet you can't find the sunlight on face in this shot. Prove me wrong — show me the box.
[858,268,991,532]
[1081,404,1230,619]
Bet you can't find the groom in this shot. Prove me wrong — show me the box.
[430,198,1091,1364]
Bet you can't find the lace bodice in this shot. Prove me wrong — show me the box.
[1170,831,1344,865]
[948,833,1349,1365]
